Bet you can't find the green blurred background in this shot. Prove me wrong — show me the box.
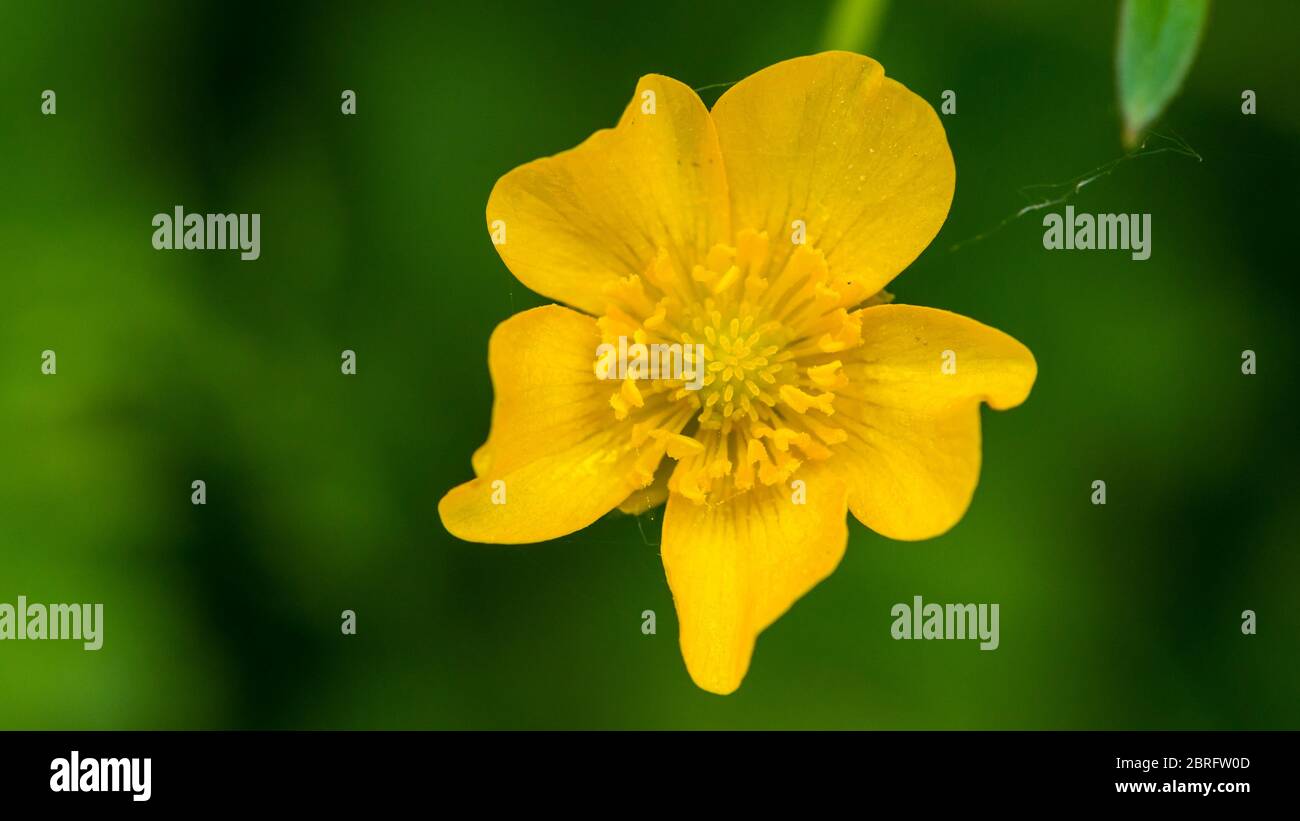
[1,0,1296,729]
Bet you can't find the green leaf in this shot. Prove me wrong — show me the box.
[1117,0,1210,147]
[821,0,889,54]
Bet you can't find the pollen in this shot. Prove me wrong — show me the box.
[597,229,888,505]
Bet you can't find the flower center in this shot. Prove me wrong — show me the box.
[687,304,786,426]
[597,229,885,505]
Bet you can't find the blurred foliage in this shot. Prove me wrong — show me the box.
[1117,0,1210,146]
[0,0,1297,728]
[822,0,889,53]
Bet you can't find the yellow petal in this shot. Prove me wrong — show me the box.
[487,75,730,315]
[439,305,647,543]
[834,304,1037,541]
[618,459,671,515]
[710,51,954,298]
[661,466,849,694]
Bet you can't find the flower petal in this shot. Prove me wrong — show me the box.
[661,466,849,694]
[618,459,671,515]
[710,51,955,297]
[439,305,648,543]
[834,304,1037,541]
[487,75,730,315]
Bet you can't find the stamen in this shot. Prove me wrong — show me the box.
[596,233,878,504]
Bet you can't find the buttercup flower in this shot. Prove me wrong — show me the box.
[440,52,1036,694]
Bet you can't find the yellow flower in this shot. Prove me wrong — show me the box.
[439,52,1036,695]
